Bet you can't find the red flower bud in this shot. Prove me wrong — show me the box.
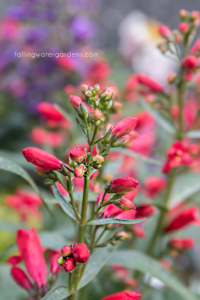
[74,164,85,178]
[184,72,193,81]
[135,204,155,218]
[106,177,139,194]
[158,25,172,39]
[144,176,166,198]
[63,257,77,272]
[69,95,83,108]
[73,243,90,263]
[70,145,87,163]
[164,206,199,233]
[60,245,73,257]
[191,11,200,20]
[37,102,64,121]
[111,117,137,139]
[92,155,104,164]
[116,198,136,211]
[179,22,189,33]
[137,74,164,93]
[80,84,90,94]
[101,290,141,300]
[182,56,197,70]
[93,109,102,120]
[115,231,129,240]
[167,73,177,84]
[132,224,146,238]
[168,237,194,251]
[22,147,62,170]
[11,267,34,291]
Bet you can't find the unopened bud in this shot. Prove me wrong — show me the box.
[167,73,177,84]
[63,258,77,272]
[93,163,102,169]
[57,256,65,266]
[111,139,125,148]
[110,239,118,246]
[179,9,189,21]
[182,56,198,70]
[175,34,183,43]
[184,72,193,81]
[44,178,56,186]
[104,100,113,110]
[73,243,90,263]
[92,155,104,164]
[115,231,129,240]
[158,25,172,40]
[115,198,136,211]
[74,164,85,178]
[113,101,122,112]
[93,109,102,120]
[69,95,83,108]
[80,104,88,118]
[179,22,189,33]
[99,87,114,101]
[80,84,89,94]
[69,160,78,168]
[104,174,114,182]
[191,11,200,21]
[61,245,73,257]
[85,90,93,98]
[145,94,156,103]
[93,84,100,92]
[70,145,87,163]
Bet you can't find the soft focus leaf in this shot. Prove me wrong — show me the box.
[39,232,70,249]
[187,130,200,139]
[140,99,175,135]
[170,173,200,207]
[75,118,88,141]
[0,156,53,216]
[80,245,116,288]
[42,286,71,300]
[54,104,73,122]
[88,218,146,225]
[109,250,198,300]
[52,184,79,222]
[111,148,161,165]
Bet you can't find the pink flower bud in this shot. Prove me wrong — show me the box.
[80,84,89,94]
[182,56,197,70]
[37,102,64,121]
[73,243,90,263]
[191,11,200,20]
[179,9,188,19]
[115,231,129,240]
[93,109,102,120]
[101,290,141,300]
[60,245,73,257]
[70,145,87,163]
[113,101,122,112]
[168,237,194,251]
[175,34,183,43]
[179,22,189,33]
[106,177,139,194]
[74,164,85,178]
[137,74,164,93]
[11,267,34,291]
[92,155,104,164]
[117,198,136,211]
[57,256,65,266]
[63,257,77,272]
[111,117,137,139]
[167,73,177,84]
[158,25,172,39]
[22,147,62,170]
[69,95,83,108]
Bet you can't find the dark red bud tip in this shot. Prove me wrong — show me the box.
[63,258,77,272]
[73,243,90,263]
[182,56,198,70]
[22,147,62,170]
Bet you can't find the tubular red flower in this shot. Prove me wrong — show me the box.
[182,56,198,70]
[73,243,90,263]
[69,95,83,108]
[22,147,62,170]
[158,25,172,39]
[111,117,137,139]
[63,258,77,272]
[11,267,34,291]
[168,237,194,251]
[37,102,64,121]
[106,177,139,193]
[137,74,164,93]
[101,290,141,300]
[70,145,87,163]
[135,204,155,218]
[164,206,199,233]
[16,228,47,288]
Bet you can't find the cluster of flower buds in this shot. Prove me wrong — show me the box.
[69,145,87,178]
[57,243,90,272]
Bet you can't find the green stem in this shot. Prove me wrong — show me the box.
[69,273,73,292]
[177,72,185,140]
[68,176,80,222]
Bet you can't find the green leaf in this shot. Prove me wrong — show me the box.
[75,118,88,141]
[111,148,161,166]
[169,173,200,207]
[0,156,54,217]
[140,99,175,135]
[88,218,146,226]
[79,245,116,288]
[54,104,73,122]
[39,232,70,249]
[52,184,79,222]
[187,130,200,139]
[108,250,198,300]
[42,286,71,300]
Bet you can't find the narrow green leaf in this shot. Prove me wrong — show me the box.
[80,245,116,288]
[39,232,70,250]
[75,118,88,141]
[111,148,161,165]
[52,184,79,222]
[54,104,73,122]
[88,218,146,226]
[42,286,71,300]
[108,250,198,300]
[187,130,200,139]
[169,173,200,207]
[140,99,175,135]
[0,156,54,217]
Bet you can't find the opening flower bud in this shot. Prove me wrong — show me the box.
[70,145,87,163]
[93,109,102,120]
[92,155,104,164]
[57,256,65,266]
[63,258,77,272]
[74,164,85,178]
[115,231,129,240]
[60,245,73,257]
[69,95,83,108]
[73,243,90,263]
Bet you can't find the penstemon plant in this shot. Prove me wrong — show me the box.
[3,8,200,300]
